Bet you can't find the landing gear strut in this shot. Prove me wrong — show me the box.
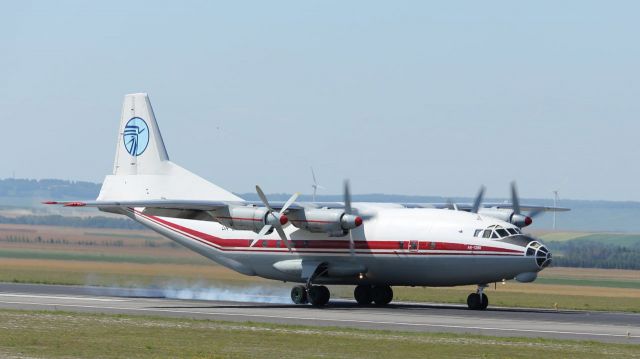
[467,284,489,310]
[354,285,393,306]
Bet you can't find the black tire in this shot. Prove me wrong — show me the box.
[291,285,308,304]
[354,285,372,305]
[372,285,393,306]
[467,293,481,310]
[308,286,330,307]
[480,293,489,310]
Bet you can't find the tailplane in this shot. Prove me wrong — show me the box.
[98,93,242,202]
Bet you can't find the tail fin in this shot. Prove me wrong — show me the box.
[98,93,242,202]
[114,93,169,175]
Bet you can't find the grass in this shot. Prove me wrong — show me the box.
[2,224,640,312]
[0,309,638,358]
[0,248,196,264]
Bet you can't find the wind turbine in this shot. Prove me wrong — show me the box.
[310,167,324,202]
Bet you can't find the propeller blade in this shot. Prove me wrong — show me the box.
[471,186,486,213]
[274,224,292,250]
[281,192,299,213]
[255,185,274,212]
[311,167,317,184]
[250,225,273,247]
[344,180,352,214]
[349,230,355,257]
[510,181,521,215]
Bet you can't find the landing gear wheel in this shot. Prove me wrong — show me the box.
[354,285,372,305]
[308,285,330,307]
[467,293,480,310]
[466,293,489,310]
[480,293,489,310]
[291,285,308,304]
[372,285,393,306]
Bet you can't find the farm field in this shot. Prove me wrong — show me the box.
[1,224,640,312]
[0,310,638,359]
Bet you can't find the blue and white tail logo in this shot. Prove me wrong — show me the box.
[123,117,149,156]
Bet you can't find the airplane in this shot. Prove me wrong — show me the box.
[45,93,569,310]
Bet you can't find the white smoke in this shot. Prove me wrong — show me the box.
[84,278,292,304]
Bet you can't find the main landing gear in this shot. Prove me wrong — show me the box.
[354,285,393,306]
[467,284,489,310]
[290,284,394,307]
[290,285,330,306]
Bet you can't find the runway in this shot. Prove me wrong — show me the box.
[0,283,638,344]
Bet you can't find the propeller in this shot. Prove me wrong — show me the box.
[252,185,299,250]
[510,182,532,227]
[471,186,486,214]
[343,180,363,256]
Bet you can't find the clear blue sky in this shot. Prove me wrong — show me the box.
[1,1,638,200]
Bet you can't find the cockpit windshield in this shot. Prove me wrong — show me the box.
[475,225,521,239]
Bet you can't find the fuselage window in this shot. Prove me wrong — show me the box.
[398,241,405,249]
[409,240,418,250]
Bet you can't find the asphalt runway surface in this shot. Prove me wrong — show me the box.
[0,283,638,344]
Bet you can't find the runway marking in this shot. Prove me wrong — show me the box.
[0,299,637,340]
[0,293,128,302]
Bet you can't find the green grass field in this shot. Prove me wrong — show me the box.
[0,310,637,359]
[2,224,640,312]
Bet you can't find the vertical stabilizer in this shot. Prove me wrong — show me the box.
[98,93,243,202]
[114,93,170,175]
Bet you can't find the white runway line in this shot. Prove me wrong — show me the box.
[0,299,637,340]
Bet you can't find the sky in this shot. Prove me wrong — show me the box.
[1,1,639,201]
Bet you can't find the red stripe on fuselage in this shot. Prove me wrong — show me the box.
[132,209,522,256]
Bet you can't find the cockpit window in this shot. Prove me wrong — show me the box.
[474,229,483,237]
[481,225,520,239]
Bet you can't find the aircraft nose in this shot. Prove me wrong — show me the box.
[524,240,552,269]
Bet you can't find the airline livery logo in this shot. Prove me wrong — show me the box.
[123,117,149,156]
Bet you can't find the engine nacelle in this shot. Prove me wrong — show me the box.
[478,208,532,227]
[215,206,286,233]
[288,208,362,236]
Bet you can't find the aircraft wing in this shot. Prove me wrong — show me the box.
[42,199,308,211]
[43,199,241,211]
[397,202,570,212]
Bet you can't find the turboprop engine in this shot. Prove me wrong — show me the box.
[287,208,363,237]
[477,208,532,228]
[216,206,288,233]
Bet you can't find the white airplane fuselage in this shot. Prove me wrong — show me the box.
[124,205,548,286]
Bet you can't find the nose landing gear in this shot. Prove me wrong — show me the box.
[467,284,489,310]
